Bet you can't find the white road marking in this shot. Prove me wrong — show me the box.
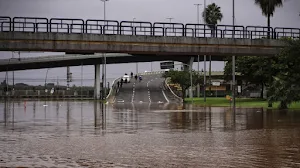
[132,83,135,103]
[117,99,125,103]
[162,90,170,103]
[147,81,152,103]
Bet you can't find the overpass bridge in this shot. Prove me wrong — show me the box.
[1,16,299,99]
[0,16,298,56]
[0,53,226,72]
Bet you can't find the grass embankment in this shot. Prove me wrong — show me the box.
[184,97,300,109]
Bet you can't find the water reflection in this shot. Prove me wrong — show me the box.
[93,101,107,134]
[1,100,300,167]
[2,101,300,134]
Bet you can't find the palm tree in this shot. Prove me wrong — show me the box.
[254,0,283,38]
[202,3,223,94]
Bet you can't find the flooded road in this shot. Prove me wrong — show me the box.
[0,100,300,167]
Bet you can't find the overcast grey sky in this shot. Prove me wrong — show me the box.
[0,0,299,86]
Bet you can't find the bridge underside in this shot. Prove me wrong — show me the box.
[0,32,283,56]
[0,54,226,72]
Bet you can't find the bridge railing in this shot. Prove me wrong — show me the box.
[86,19,119,34]
[1,16,299,40]
[0,16,11,31]
[274,27,300,39]
[1,22,11,32]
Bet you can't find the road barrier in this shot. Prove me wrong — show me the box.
[106,77,121,103]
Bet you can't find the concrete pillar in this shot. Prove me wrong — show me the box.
[94,64,101,99]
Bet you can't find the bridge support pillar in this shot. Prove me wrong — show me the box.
[94,64,101,99]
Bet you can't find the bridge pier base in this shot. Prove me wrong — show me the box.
[94,64,101,99]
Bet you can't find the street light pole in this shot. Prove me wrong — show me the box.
[166,17,174,23]
[232,0,236,113]
[101,0,109,99]
[190,67,193,104]
[203,0,207,102]
[194,3,202,98]
[194,4,201,25]
[132,17,139,75]
[12,52,15,91]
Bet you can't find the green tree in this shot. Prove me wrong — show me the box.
[254,0,283,38]
[268,39,300,109]
[163,70,203,99]
[224,56,274,99]
[202,3,223,94]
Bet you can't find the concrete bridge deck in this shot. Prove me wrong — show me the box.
[1,16,298,56]
[0,31,285,56]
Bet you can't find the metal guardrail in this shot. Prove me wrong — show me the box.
[0,16,299,39]
[106,77,121,103]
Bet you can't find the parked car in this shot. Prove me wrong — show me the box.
[122,75,131,83]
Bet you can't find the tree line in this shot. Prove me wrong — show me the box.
[165,0,300,109]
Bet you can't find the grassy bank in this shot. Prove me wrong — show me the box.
[184,97,300,109]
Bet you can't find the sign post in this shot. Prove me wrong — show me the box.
[212,81,220,97]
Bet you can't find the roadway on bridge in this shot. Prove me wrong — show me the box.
[114,74,168,104]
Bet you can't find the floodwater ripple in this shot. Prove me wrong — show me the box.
[0,100,300,167]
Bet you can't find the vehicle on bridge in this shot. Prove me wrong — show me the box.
[122,75,131,83]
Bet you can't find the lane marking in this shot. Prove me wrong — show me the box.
[117,99,125,103]
[162,90,170,103]
[147,80,152,103]
[132,83,135,103]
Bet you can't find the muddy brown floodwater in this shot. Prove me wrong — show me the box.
[0,100,300,167]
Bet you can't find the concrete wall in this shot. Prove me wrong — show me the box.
[0,32,285,56]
